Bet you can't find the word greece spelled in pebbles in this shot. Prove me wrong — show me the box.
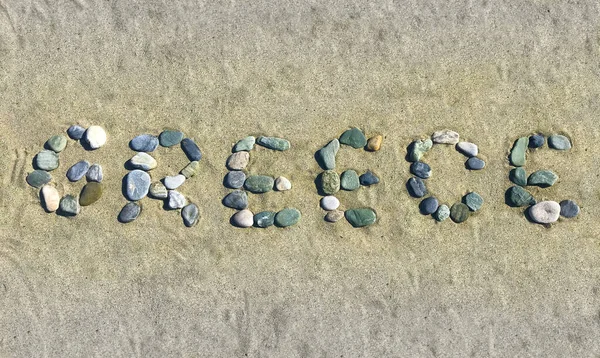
[466,157,486,170]
[130,152,157,171]
[226,152,250,170]
[275,176,292,191]
[181,138,202,161]
[254,211,276,228]
[66,160,90,182]
[339,128,367,149]
[67,125,86,140]
[548,135,571,150]
[359,171,380,186]
[320,170,340,195]
[126,170,151,201]
[450,203,470,223]
[510,137,528,167]
[181,161,200,178]
[47,135,67,153]
[224,171,246,189]
[464,192,484,211]
[59,195,80,216]
[410,162,431,179]
[257,136,290,151]
[529,134,545,148]
[432,129,459,144]
[223,190,249,210]
[275,208,301,227]
[433,204,450,222]
[84,126,107,149]
[181,203,199,227]
[232,209,254,228]
[366,135,382,151]
[233,136,256,152]
[119,202,141,223]
[527,170,558,187]
[41,185,60,212]
[35,150,59,171]
[321,196,340,211]
[159,130,184,147]
[340,170,360,191]
[86,164,103,182]
[529,201,561,224]
[130,134,159,152]
[79,182,102,206]
[559,200,580,218]
[507,186,536,207]
[420,197,439,215]
[316,139,340,170]
[168,190,187,209]
[509,167,527,187]
[408,138,433,162]
[244,175,274,193]
[325,210,345,223]
[149,182,168,199]
[164,174,186,190]
[456,142,478,157]
[345,208,377,228]
[27,170,52,188]
[407,177,427,198]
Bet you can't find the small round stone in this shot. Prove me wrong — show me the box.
[59,195,80,216]
[119,202,141,223]
[548,135,572,150]
[366,135,383,152]
[256,136,290,151]
[529,201,561,224]
[345,208,377,227]
[320,170,340,195]
[83,126,107,149]
[406,177,427,198]
[40,185,60,212]
[130,134,159,152]
[359,171,380,186]
[325,210,345,223]
[408,138,433,162]
[527,170,558,188]
[224,171,246,189]
[316,139,340,170]
[149,182,168,199]
[86,164,103,183]
[244,175,274,193]
[455,142,478,157]
[275,176,292,191]
[410,162,431,179]
[27,170,52,188]
[509,167,527,187]
[463,192,484,211]
[559,200,580,218]
[321,196,340,211]
[159,130,184,147]
[125,170,151,201]
[226,152,250,170]
[35,150,59,171]
[529,134,545,148]
[419,197,439,215]
[180,161,200,178]
[182,203,199,227]
[129,152,157,171]
[67,125,86,140]
[432,129,459,144]
[181,138,202,161]
[66,160,90,182]
[46,135,67,153]
[340,170,360,191]
[339,128,367,148]
[433,204,450,222]
[466,157,485,170]
[167,190,187,209]
[79,182,103,206]
[506,186,536,207]
[232,209,254,228]
[274,208,301,227]
[450,203,470,223]
[223,190,248,210]
[254,211,276,228]
[233,136,256,152]
[164,174,186,190]
[510,137,528,167]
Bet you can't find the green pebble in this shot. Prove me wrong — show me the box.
[59,194,80,216]
[35,150,59,171]
[463,192,484,211]
[180,161,200,178]
[509,137,528,167]
[254,211,276,228]
[339,128,367,149]
[506,186,536,207]
[320,170,340,195]
[256,136,290,151]
[79,182,103,206]
[527,170,558,188]
[274,208,301,227]
[408,138,433,162]
[244,175,274,193]
[450,203,470,223]
[433,204,450,222]
[345,208,377,227]
[46,135,67,153]
[159,130,184,147]
[316,139,339,170]
[509,167,527,186]
[26,170,52,188]
[233,136,256,152]
[340,170,360,191]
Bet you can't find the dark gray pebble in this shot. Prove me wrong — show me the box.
[359,171,380,186]
[119,202,141,223]
[410,162,431,179]
[420,197,439,215]
[407,177,427,198]
[182,203,200,227]
[66,160,90,182]
[181,138,202,161]
[223,190,248,210]
[529,134,545,148]
[254,211,276,228]
[466,157,485,170]
[67,125,86,140]
[224,171,246,189]
[559,200,580,218]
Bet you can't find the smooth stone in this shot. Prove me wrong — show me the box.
[159,130,184,147]
[407,177,427,198]
[316,139,339,170]
[325,210,345,223]
[321,196,340,211]
[450,203,470,223]
[433,204,450,222]
[79,182,102,206]
[244,175,274,193]
[320,170,340,195]
[408,138,433,162]
[59,195,80,216]
[164,174,186,190]
[223,190,248,210]
[254,211,276,228]
[456,142,478,157]
[66,160,90,182]
[466,157,486,170]
[463,192,484,211]
[527,170,558,188]
[67,125,86,140]
[274,208,301,227]
[366,135,383,151]
[233,136,256,152]
[359,171,380,186]
[167,190,187,209]
[506,186,536,207]
[35,150,59,171]
[529,201,561,224]
[275,176,292,191]
[420,197,439,215]
[224,171,246,189]
[118,202,141,223]
[46,135,67,153]
[27,170,52,188]
[129,152,157,171]
[182,203,199,227]
[559,200,580,218]
[40,185,60,212]
[180,161,200,178]
[410,162,431,179]
[345,208,377,227]
[509,167,527,186]
[548,135,572,150]
[86,164,103,182]
[510,137,528,167]
[83,126,107,149]
[340,170,360,191]
[149,182,168,199]
[130,134,158,152]
[125,170,151,201]
[226,151,250,170]
[232,209,254,228]
[339,128,367,148]
[432,129,459,144]
[181,138,202,161]
[529,134,545,148]
[256,136,290,151]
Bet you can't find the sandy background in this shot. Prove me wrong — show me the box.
[1,0,600,356]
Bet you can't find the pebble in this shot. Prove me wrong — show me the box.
[506,186,536,207]
[256,136,290,151]
[130,152,157,171]
[559,200,580,218]
[149,182,168,199]
[40,185,60,212]
[321,196,340,211]
[66,160,90,182]
[35,150,60,171]
[450,203,470,223]
[420,197,439,215]
[254,211,276,228]
[345,208,377,227]
[339,128,367,148]
[26,170,52,188]
[432,129,459,144]
[410,162,432,179]
[180,161,200,178]
[224,171,246,189]
[86,164,103,182]
[325,210,345,223]
[274,208,301,227]
[67,125,86,140]
[509,167,527,187]
[366,135,383,151]
[527,170,558,188]
[275,176,292,191]
[226,151,250,170]
[130,134,158,152]
[406,177,427,198]
[125,170,151,201]
[232,209,254,228]
[433,204,450,222]
[118,202,141,223]
[456,142,478,157]
[464,192,484,211]
[316,139,339,170]
[548,135,572,150]
[167,190,187,209]
[83,126,107,149]
[510,137,528,167]
[408,138,433,162]
[59,195,80,216]
[359,171,380,186]
[529,134,545,148]
[223,190,249,210]
[46,135,67,153]
[233,136,256,152]
[164,174,186,190]
[159,130,184,147]
[466,157,486,170]
[340,170,360,191]
[182,203,199,227]
[320,170,340,195]
[79,182,102,206]
[181,138,202,161]
[244,175,274,193]
[529,201,561,224]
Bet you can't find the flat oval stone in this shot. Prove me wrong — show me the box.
[86,164,103,182]
[180,161,200,178]
[46,135,67,153]
[35,150,59,171]
[359,171,380,186]
[159,130,184,147]
[224,171,246,189]
[233,136,256,152]
[321,196,340,211]
[548,135,571,150]
[510,137,528,167]
[79,182,102,206]
[506,186,536,207]
[254,211,276,228]
[456,141,478,157]
[529,134,545,148]
[274,208,301,227]
[432,129,459,144]
[463,192,484,211]
[559,200,580,218]
[340,170,360,191]
[366,135,382,152]
[256,136,290,151]
[406,177,427,198]
[182,203,199,227]
[529,201,560,224]
[164,174,186,190]
[509,167,527,186]
[466,157,485,170]
[67,125,86,140]
[130,134,158,152]
[345,208,377,227]
[149,181,168,199]
[226,152,250,170]
[223,190,248,210]
[275,176,291,191]
[119,202,141,223]
[59,195,80,216]
[450,203,470,223]
[420,197,439,215]
[167,190,187,209]
[181,138,202,161]
[130,152,157,171]
[410,162,431,179]
[408,138,433,162]
[433,204,450,222]
[27,170,52,188]
[527,170,558,188]
[125,170,151,201]
[320,170,340,195]
[66,160,90,182]
[83,126,107,149]
[40,185,60,212]
[339,128,367,148]
[325,210,345,223]
[232,209,254,228]
[244,175,274,193]
[316,139,339,170]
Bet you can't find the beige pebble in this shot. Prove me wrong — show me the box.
[226,151,250,170]
[275,176,292,191]
[232,209,254,228]
[40,185,60,212]
[325,210,345,223]
[432,129,459,144]
[366,135,382,151]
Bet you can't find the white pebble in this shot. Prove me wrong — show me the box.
[164,174,186,190]
[130,152,157,171]
[320,196,340,211]
[84,125,107,149]
[40,185,60,212]
[275,176,292,191]
[456,142,478,157]
[529,201,561,224]
[232,209,254,228]
[226,151,250,170]
[432,129,459,144]
[168,190,187,209]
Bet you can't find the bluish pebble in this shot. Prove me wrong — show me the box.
[559,200,580,218]
[66,160,90,182]
[463,192,484,211]
[359,171,380,186]
[222,190,249,210]
[26,170,52,188]
[67,125,86,140]
[86,164,103,183]
[159,130,184,147]
[466,157,485,170]
[548,135,572,150]
[529,134,545,148]
[181,138,202,161]
[224,171,246,189]
[254,211,276,228]
[130,134,159,152]
[407,177,427,198]
[410,162,431,179]
[119,202,141,223]
[420,197,439,215]
[125,170,151,201]
[182,203,200,227]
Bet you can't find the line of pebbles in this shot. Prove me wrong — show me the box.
[505,133,579,224]
[223,136,301,228]
[26,125,106,216]
[315,128,381,227]
[406,129,485,223]
[119,131,200,227]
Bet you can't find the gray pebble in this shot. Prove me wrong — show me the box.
[66,160,90,182]
[46,135,67,153]
[254,211,276,228]
[433,204,450,222]
[159,130,184,147]
[181,138,202,161]
[244,175,275,194]
[67,125,86,140]
[35,150,59,171]
[86,164,103,182]
[224,171,246,189]
[432,129,459,144]
[340,170,360,191]
[26,170,52,188]
[455,142,478,157]
[164,174,186,190]
[529,134,545,148]
[59,195,80,216]
[180,161,200,178]
[233,136,256,152]
[559,200,580,218]
[130,134,159,152]
[548,135,572,150]
[410,162,431,179]
[125,170,151,201]
[407,177,427,198]
[529,201,560,224]
[466,157,485,170]
[339,128,367,148]
[316,139,339,170]
[119,202,141,223]
[256,136,290,151]
[527,170,558,188]
[223,190,249,210]
[168,190,187,209]
[359,171,380,186]
[420,197,439,215]
[463,192,484,211]
[325,210,345,223]
[182,203,199,227]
